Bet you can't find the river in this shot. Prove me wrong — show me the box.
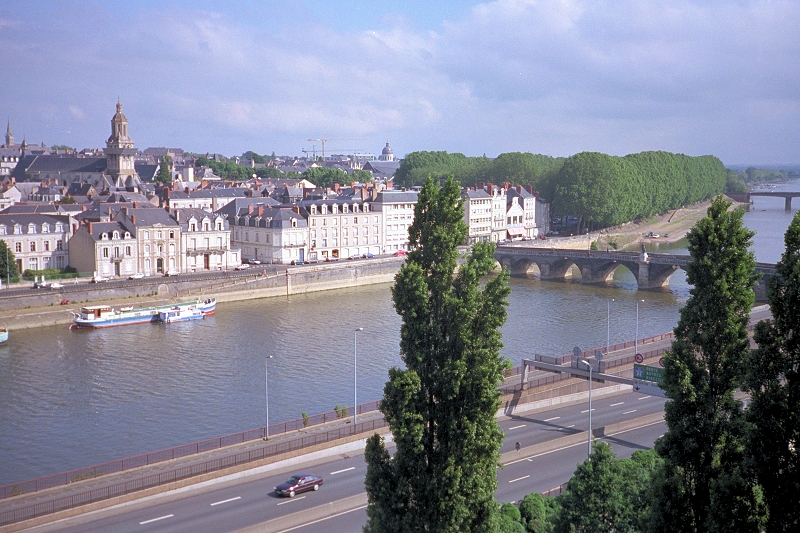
[0,186,797,485]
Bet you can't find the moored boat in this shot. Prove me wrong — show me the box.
[0,327,8,344]
[158,306,204,323]
[71,298,216,329]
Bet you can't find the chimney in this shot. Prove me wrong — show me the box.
[82,205,87,212]
[133,202,138,208]
[88,222,93,233]
[258,206,264,217]
[131,214,136,225]
[293,205,301,214]
[164,187,171,198]
[517,186,522,194]
[524,184,533,194]
[185,187,189,193]
[248,204,255,214]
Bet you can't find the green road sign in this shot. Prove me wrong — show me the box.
[634,364,664,383]
[633,364,666,397]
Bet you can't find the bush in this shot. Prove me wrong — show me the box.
[519,493,546,529]
[501,502,522,522]
[590,240,599,250]
[334,404,349,419]
[302,412,309,427]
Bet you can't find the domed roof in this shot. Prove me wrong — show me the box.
[381,142,393,155]
[113,101,128,123]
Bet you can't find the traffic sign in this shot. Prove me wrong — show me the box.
[634,353,643,363]
[633,363,666,397]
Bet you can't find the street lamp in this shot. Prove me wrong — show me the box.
[635,299,645,357]
[354,327,363,425]
[579,358,594,457]
[606,298,615,354]
[264,355,273,440]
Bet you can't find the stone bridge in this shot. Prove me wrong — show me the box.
[493,246,776,299]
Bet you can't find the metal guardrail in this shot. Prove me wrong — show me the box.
[0,399,381,501]
[0,418,388,526]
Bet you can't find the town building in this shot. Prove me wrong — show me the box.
[173,208,238,271]
[0,213,72,273]
[373,190,417,253]
[299,193,381,261]
[228,204,307,265]
[462,189,492,244]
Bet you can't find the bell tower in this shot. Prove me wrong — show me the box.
[104,100,140,187]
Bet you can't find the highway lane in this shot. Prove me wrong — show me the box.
[32,390,664,533]
[269,421,667,533]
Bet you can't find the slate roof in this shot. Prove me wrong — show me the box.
[214,197,281,218]
[374,191,418,203]
[81,220,132,240]
[0,213,71,233]
[135,164,158,182]
[24,155,107,174]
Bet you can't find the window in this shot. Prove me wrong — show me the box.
[42,224,50,233]
[28,224,36,234]
[103,247,109,258]
[353,217,358,224]
[190,223,197,231]
[145,244,150,255]
[44,241,50,251]
[125,232,131,239]
[157,231,163,240]
[113,231,120,239]
[56,240,63,251]
[101,233,108,240]
[312,219,317,227]
[30,242,36,252]
[144,231,150,240]
[169,231,175,239]
[15,242,22,252]
[56,223,63,232]
[126,245,131,256]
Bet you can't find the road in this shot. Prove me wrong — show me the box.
[31,391,666,533]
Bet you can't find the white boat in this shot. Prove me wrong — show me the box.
[158,306,204,324]
[71,298,216,329]
[0,327,8,344]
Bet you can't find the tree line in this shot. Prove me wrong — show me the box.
[363,188,800,532]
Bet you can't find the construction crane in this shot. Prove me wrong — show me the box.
[301,146,318,160]
[307,138,364,162]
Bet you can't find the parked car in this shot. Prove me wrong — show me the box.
[274,473,324,498]
[128,272,145,280]
[393,250,407,257]
[290,259,304,265]
[49,282,64,290]
[362,253,375,259]
[91,276,109,283]
[164,270,180,277]
[349,254,361,260]
[234,263,250,270]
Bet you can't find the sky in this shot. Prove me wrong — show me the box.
[1,0,798,166]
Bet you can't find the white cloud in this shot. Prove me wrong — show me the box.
[0,0,797,164]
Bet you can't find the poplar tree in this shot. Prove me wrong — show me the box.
[652,196,764,532]
[745,212,800,532]
[363,176,511,533]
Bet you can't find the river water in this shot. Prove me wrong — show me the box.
[0,186,797,485]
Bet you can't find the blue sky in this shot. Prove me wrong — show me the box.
[2,1,798,165]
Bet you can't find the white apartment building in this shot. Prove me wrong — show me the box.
[0,214,72,273]
[462,189,492,244]
[373,190,417,253]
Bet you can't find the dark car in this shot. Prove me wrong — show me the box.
[361,253,374,259]
[274,473,323,497]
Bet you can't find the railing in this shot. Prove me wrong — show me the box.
[0,399,381,501]
[0,418,388,526]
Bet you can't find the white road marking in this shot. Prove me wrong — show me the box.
[508,424,526,430]
[509,475,530,483]
[277,496,306,506]
[610,402,624,407]
[330,467,356,475]
[507,419,667,466]
[210,496,241,506]
[274,504,367,533]
[544,416,560,422]
[623,410,637,415]
[638,396,651,400]
[580,408,596,413]
[140,515,173,525]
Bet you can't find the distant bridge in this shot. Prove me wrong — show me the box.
[493,247,776,299]
[746,190,800,210]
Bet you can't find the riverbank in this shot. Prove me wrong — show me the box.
[538,195,745,251]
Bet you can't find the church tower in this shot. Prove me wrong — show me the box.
[5,119,14,148]
[104,101,140,188]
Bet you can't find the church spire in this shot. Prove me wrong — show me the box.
[5,118,13,148]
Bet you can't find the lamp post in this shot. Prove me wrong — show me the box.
[354,327,363,425]
[635,299,644,357]
[606,298,615,354]
[264,355,273,440]
[579,358,593,457]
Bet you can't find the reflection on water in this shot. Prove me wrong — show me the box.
[0,185,797,484]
